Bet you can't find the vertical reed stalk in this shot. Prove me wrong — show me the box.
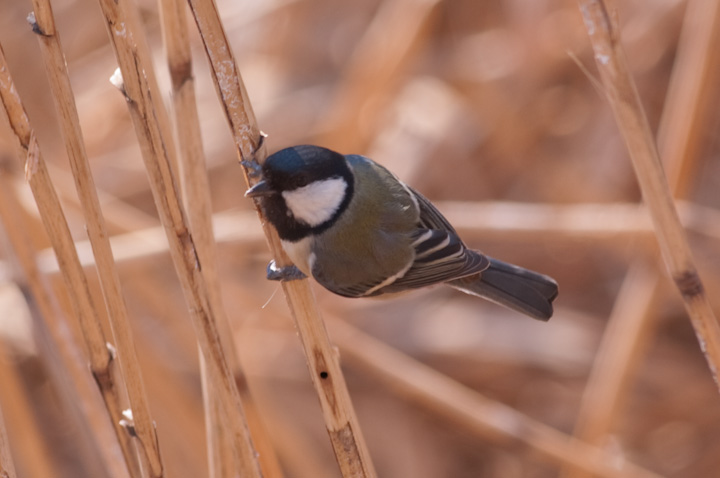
[0,371,19,478]
[0,171,130,478]
[329,319,662,478]
[29,2,163,476]
[578,0,720,389]
[0,43,142,478]
[95,0,263,475]
[157,0,233,474]
[158,0,283,475]
[316,0,439,152]
[185,1,377,476]
[566,2,720,476]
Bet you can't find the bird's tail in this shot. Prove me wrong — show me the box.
[449,257,558,321]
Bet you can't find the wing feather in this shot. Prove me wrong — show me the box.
[371,186,490,294]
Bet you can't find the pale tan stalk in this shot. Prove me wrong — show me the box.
[578,0,720,388]
[42,162,159,232]
[29,2,163,477]
[657,0,720,197]
[566,1,720,475]
[157,0,232,474]
[0,43,143,478]
[565,264,659,465]
[185,1,377,476]
[96,0,263,475]
[0,173,130,478]
[0,343,49,478]
[329,319,662,478]
[29,200,720,274]
[316,0,440,152]
[158,0,283,476]
[0,384,17,478]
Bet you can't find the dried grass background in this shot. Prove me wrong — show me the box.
[1,0,720,477]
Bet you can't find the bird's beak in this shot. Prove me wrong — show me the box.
[245,180,275,198]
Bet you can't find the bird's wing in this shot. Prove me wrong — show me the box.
[370,187,490,294]
[375,229,489,293]
[410,187,459,232]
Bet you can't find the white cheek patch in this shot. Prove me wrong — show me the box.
[282,177,348,227]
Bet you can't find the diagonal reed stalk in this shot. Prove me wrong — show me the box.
[316,0,440,153]
[0,354,23,478]
[95,0,263,475]
[0,43,143,478]
[29,2,164,476]
[0,171,130,478]
[0,333,56,477]
[157,0,233,475]
[565,1,720,476]
[0,404,16,478]
[329,318,662,478]
[29,200,720,276]
[577,0,720,391]
[185,1,377,476]
[158,0,283,476]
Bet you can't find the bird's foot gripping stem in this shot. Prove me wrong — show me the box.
[266,260,306,282]
[240,131,268,179]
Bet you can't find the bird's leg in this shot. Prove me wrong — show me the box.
[240,131,268,179]
[266,260,307,282]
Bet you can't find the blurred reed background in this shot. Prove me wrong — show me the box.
[0,0,719,477]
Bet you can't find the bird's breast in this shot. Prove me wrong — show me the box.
[281,237,314,277]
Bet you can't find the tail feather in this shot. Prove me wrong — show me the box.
[449,257,558,321]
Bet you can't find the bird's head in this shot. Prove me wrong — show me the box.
[246,145,355,238]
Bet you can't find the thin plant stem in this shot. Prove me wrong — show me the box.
[316,0,440,152]
[0,345,52,478]
[578,0,720,390]
[158,0,236,474]
[29,201,720,274]
[185,1,378,476]
[566,1,720,474]
[0,373,18,478]
[29,2,164,476]
[0,43,143,478]
[329,318,662,478]
[95,0,263,475]
[158,0,284,476]
[0,172,130,478]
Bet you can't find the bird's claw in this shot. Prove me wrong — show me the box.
[241,159,263,179]
[266,260,306,282]
[241,131,268,178]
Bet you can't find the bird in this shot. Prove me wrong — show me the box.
[245,145,558,321]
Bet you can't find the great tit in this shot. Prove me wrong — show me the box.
[246,145,558,321]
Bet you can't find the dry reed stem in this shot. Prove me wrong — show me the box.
[96,0,263,475]
[185,1,377,476]
[41,162,159,232]
[329,319,662,478]
[0,383,17,478]
[29,2,164,477]
[0,345,51,478]
[0,173,130,478]
[566,0,720,473]
[316,0,440,152]
[260,410,330,478]
[565,263,660,477]
[158,0,235,474]
[26,200,720,275]
[578,0,720,389]
[657,0,720,196]
[0,43,143,478]
[158,0,283,476]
